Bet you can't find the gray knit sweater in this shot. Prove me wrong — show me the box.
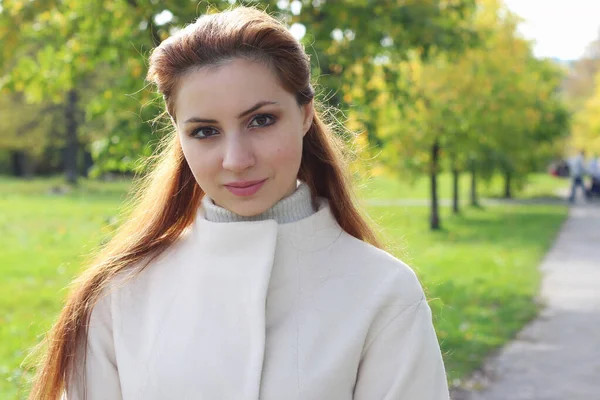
[201,182,315,224]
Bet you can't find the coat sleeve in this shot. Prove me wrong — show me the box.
[66,289,123,400]
[353,298,449,400]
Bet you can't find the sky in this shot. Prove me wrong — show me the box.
[503,0,600,60]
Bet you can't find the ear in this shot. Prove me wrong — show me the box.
[301,101,314,136]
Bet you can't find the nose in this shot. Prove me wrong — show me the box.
[222,134,256,172]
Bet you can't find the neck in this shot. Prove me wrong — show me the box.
[202,182,315,224]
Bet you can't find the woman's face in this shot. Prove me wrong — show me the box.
[174,58,313,217]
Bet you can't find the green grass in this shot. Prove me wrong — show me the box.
[0,174,569,397]
[357,171,568,201]
[0,178,130,399]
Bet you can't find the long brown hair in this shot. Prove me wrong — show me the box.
[28,6,381,399]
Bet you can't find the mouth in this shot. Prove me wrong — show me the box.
[224,179,267,197]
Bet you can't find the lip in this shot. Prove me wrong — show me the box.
[224,179,267,197]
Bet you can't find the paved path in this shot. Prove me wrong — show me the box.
[458,201,600,400]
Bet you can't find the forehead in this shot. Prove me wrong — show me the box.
[174,58,293,121]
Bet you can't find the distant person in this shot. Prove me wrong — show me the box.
[588,154,600,179]
[569,150,588,203]
[587,154,600,197]
[28,7,449,400]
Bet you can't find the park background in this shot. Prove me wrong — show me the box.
[1,0,600,398]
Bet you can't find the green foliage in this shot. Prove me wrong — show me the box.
[0,0,479,174]
[562,37,600,112]
[363,0,569,180]
[340,0,571,229]
[572,71,600,153]
[0,93,61,153]
[0,0,571,221]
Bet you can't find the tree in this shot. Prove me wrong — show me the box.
[0,92,63,177]
[563,34,600,110]
[571,71,600,153]
[353,0,569,228]
[0,0,478,181]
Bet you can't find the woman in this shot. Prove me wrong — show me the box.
[29,7,448,400]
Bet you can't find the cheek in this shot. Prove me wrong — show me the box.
[266,131,303,168]
[180,139,219,182]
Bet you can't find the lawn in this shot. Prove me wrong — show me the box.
[357,171,569,201]
[0,174,569,397]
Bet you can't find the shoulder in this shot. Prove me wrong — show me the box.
[329,232,433,355]
[297,202,425,305]
[332,230,425,305]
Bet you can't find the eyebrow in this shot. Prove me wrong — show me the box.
[184,101,279,124]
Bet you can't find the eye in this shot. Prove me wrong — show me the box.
[249,114,276,128]
[190,127,219,139]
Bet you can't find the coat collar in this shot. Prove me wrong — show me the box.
[193,198,342,252]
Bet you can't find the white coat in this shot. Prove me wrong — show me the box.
[69,200,449,399]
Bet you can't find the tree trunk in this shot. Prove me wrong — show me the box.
[82,148,94,178]
[504,170,512,199]
[470,161,478,207]
[10,150,34,178]
[452,167,460,214]
[430,140,441,230]
[64,89,79,184]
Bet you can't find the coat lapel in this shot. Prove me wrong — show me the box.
[138,217,278,399]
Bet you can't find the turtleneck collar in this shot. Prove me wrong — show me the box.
[201,181,316,224]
